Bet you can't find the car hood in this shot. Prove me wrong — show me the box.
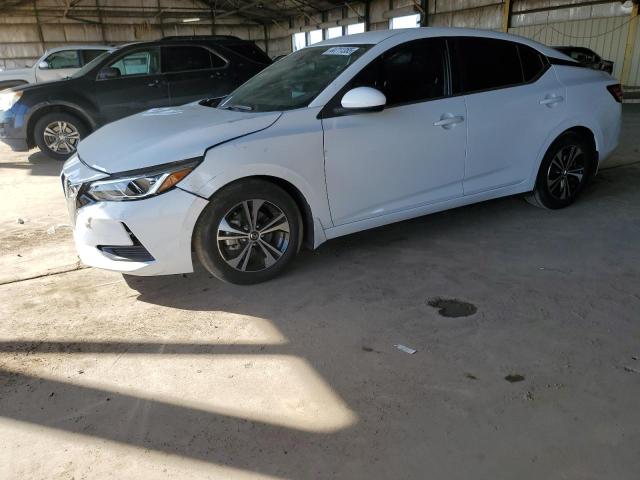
[77,102,282,174]
[0,66,32,80]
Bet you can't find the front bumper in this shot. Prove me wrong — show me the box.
[0,107,28,152]
[71,188,208,276]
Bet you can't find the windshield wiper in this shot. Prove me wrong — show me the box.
[222,104,253,112]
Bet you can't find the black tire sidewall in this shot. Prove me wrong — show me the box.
[34,112,88,161]
[534,132,594,209]
[194,180,302,285]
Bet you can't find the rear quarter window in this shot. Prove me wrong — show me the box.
[223,43,271,64]
[517,44,547,82]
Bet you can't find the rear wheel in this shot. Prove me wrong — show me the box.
[527,132,594,209]
[193,179,302,285]
[34,112,88,161]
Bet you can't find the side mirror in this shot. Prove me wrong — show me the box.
[97,67,121,80]
[38,61,49,70]
[340,87,386,112]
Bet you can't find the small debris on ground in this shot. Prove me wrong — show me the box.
[525,391,534,401]
[623,365,639,374]
[17,218,24,224]
[394,344,417,354]
[464,373,478,380]
[427,297,477,317]
[504,374,525,383]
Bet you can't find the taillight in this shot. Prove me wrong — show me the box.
[606,84,623,103]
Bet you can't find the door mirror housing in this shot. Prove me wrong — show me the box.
[97,67,121,80]
[340,87,386,112]
[38,61,49,70]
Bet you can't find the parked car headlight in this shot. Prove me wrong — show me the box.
[0,90,22,111]
[86,160,199,201]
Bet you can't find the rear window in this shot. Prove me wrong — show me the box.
[451,37,523,94]
[224,42,271,64]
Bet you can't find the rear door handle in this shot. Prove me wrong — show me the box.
[540,95,564,106]
[433,114,465,129]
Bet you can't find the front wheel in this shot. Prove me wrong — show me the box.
[527,132,594,209]
[193,179,302,285]
[34,112,88,161]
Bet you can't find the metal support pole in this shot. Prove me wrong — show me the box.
[364,0,370,31]
[621,1,639,86]
[420,0,428,27]
[263,23,269,56]
[502,0,512,33]
[96,0,106,42]
[33,0,45,54]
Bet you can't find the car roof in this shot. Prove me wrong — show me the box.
[316,27,568,59]
[44,45,113,53]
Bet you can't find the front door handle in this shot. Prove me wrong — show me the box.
[540,95,564,107]
[147,79,160,87]
[433,114,465,129]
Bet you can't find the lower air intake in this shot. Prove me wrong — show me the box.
[98,245,155,262]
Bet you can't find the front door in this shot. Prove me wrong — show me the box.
[94,47,170,124]
[162,45,234,105]
[323,38,467,226]
[36,49,82,82]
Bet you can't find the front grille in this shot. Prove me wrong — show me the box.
[98,245,155,262]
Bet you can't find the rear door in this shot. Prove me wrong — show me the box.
[94,46,170,124]
[449,37,566,194]
[162,45,233,105]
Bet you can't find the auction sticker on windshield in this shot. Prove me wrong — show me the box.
[322,47,360,56]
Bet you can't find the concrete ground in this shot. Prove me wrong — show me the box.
[1,107,639,480]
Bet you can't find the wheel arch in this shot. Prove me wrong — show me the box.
[529,121,601,187]
[27,104,95,148]
[201,174,319,251]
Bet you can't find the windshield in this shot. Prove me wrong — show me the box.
[70,50,114,78]
[219,45,371,112]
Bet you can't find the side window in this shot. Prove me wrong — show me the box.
[82,49,105,65]
[348,38,447,107]
[44,50,81,69]
[162,46,214,73]
[451,37,523,94]
[518,44,546,83]
[108,48,160,76]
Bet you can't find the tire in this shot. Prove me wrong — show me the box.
[34,112,88,161]
[526,132,595,209]
[193,179,302,285]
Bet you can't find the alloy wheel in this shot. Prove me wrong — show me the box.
[216,199,291,272]
[43,121,81,154]
[546,144,585,200]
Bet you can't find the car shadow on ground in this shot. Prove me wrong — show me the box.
[0,150,62,176]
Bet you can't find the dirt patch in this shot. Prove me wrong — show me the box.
[427,297,477,318]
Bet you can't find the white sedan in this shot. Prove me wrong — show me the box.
[62,28,622,284]
[0,45,112,90]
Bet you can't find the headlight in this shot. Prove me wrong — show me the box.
[86,160,199,202]
[0,90,22,111]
